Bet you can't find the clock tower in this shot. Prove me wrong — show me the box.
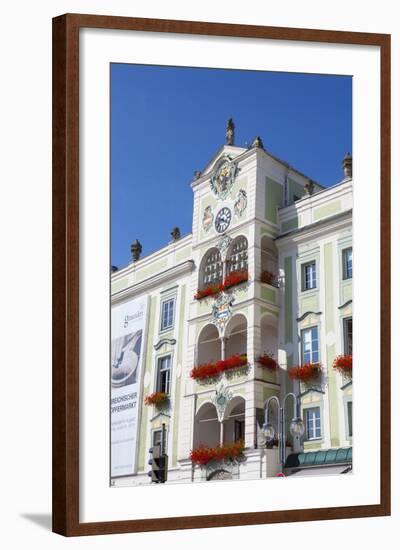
[176,119,315,479]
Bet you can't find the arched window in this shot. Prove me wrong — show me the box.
[260,235,278,286]
[227,236,248,274]
[193,403,220,448]
[225,313,247,358]
[199,248,223,289]
[197,324,221,365]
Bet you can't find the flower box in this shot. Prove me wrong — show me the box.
[190,354,248,381]
[222,269,249,291]
[194,270,249,300]
[332,354,352,375]
[257,353,278,371]
[144,391,169,406]
[194,283,223,301]
[190,440,245,466]
[261,270,278,287]
[288,362,321,382]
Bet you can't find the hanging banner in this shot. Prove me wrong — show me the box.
[110,296,148,478]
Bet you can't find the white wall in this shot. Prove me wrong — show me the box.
[1,1,399,549]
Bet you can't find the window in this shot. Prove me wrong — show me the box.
[302,261,317,291]
[301,327,319,364]
[305,407,321,440]
[343,247,353,279]
[227,236,248,274]
[343,317,353,355]
[156,355,171,394]
[200,248,223,288]
[160,298,175,331]
[347,402,353,437]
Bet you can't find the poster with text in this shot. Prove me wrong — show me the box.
[111,296,148,478]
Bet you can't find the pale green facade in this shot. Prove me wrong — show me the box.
[111,140,353,486]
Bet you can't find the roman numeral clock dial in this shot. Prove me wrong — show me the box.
[215,207,232,233]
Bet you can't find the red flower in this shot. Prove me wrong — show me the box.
[222,270,249,291]
[288,363,321,382]
[194,271,249,301]
[144,391,169,406]
[190,440,245,466]
[190,354,248,381]
[194,283,223,301]
[332,354,352,374]
[257,353,278,370]
[261,270,278,287]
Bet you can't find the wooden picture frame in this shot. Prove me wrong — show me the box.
[52,13,391,536]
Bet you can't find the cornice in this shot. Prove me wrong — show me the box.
[112,234,193,278]
[276,209,352,247]
[296,311,322,322]
[111,260,194,304]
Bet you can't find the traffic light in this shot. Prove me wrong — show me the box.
[148,444,168,483]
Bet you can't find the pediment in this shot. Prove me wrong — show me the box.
[200,145,247,177]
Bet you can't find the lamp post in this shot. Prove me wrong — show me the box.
[262,393,305,471]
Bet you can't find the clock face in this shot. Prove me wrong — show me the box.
[215,207,232,233]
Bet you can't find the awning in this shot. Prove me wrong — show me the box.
[287,465,352,477]
[285,447,352,469]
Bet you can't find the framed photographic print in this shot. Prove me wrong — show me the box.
[52,14,391,536]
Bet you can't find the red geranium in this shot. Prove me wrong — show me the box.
[190,440,245,466]
[257,353,278,371]
[332,354,352,374]
[194,283,223,301]
[194,270,249,300]
[261,270,278,287]
[144,391,169,406]
[190,354,248,381]
[223,270,249,291]
[288,362,321,382]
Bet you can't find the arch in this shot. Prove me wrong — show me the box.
[197,323,221,365]
[260,314,278,358]
[260,235,278,284]
[227,235,248,275]
[198,247,223,289]
[223,396,246,444]
[193,402,220,449]
[207,469,233,481]
[225,313,248,358]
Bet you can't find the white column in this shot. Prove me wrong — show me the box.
[221,336,227,360]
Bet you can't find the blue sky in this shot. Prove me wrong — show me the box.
[111,64,352,268]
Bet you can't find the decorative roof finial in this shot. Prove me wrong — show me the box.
[130,239,142,262]
[305,179,315,196]
[342,152,352,179]
[226,118,235,145]
[170,227,181,241]
[251,136,264,149]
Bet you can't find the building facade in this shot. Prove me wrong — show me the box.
[111,125,353,486]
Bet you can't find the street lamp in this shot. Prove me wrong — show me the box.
[262,393,304,471]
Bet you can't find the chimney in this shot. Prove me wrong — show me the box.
[342,152,352,179]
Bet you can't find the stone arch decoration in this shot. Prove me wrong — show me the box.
[206,469,233,481]
[227,235,248,274]
[199,247,223,289]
